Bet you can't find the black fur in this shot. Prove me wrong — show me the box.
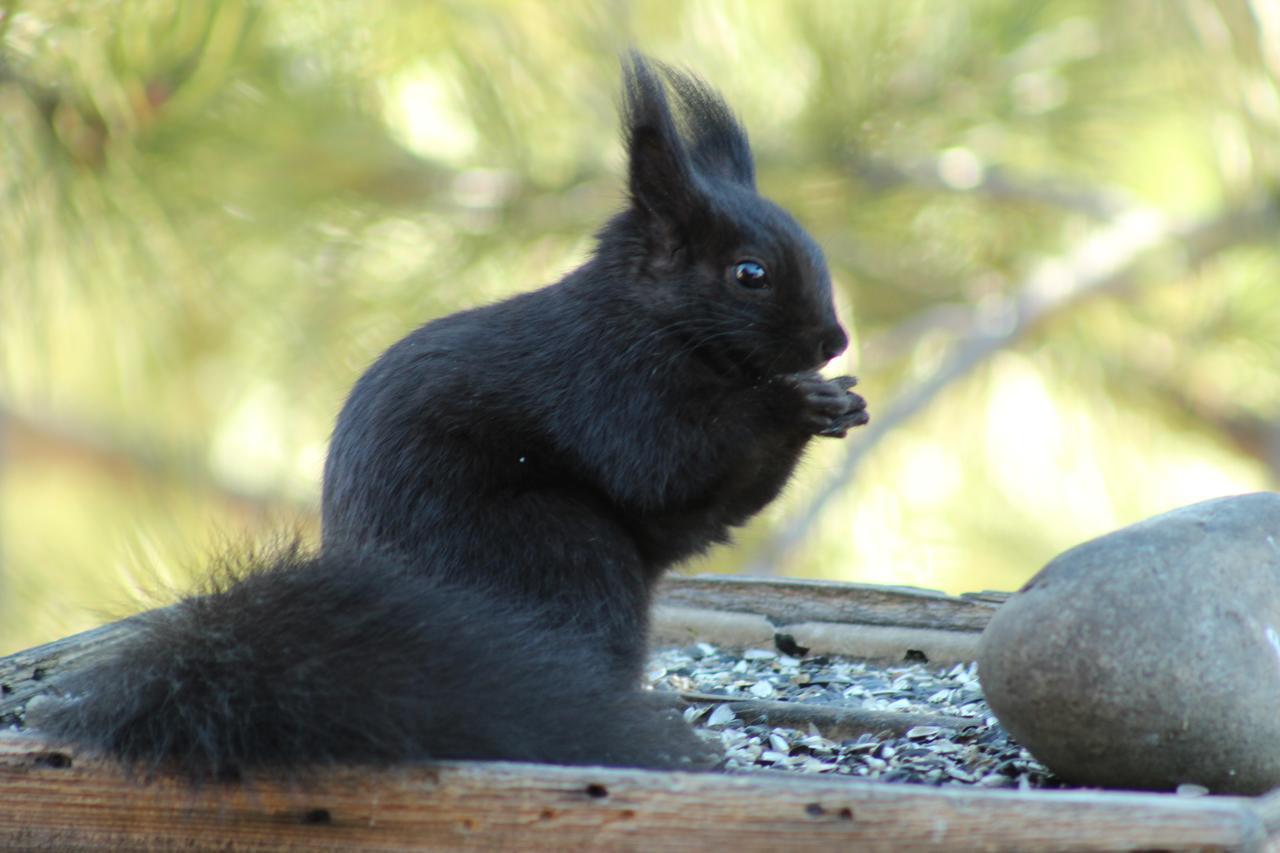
[32,54,867,779]
[32,544,710,780]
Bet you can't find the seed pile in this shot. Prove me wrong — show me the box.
[648,643,1063,789]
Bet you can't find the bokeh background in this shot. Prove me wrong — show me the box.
[2,0,1278,653]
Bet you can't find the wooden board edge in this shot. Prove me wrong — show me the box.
[0,732,1267,852]
[651,605,981,664]
[656,575,999,632]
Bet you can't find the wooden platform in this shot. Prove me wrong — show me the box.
[2,576,1276,851]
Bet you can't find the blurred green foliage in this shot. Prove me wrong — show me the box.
[2,0,1277,652]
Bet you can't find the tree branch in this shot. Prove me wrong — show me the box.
[1132,370,1280,481]
[0,403,315,519]
[848,151,1137,220]
[748,194,1280,575]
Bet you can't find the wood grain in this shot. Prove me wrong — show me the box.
[651,605,983,663]
[655,575,999,632]
[0,732,1266,852]
[0,615,146,723]
[674,691,979,739]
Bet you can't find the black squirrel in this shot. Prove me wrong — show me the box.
[29,54,868,780]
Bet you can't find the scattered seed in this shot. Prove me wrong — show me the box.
[706,703,737,727]
[906,726,942,740]
[650,643,1063,789]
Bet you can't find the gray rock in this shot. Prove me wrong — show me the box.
[978,492,1280,794]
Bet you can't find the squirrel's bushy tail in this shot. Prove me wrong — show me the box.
[30,545,715,780]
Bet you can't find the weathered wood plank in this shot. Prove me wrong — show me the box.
[0,732,1265,852]
[0,616,147,723]
[1253,788,1280,841]
[651,605,982,663]
[656,576,998,632]
[674,691,978,739]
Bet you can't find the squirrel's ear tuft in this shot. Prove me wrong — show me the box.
[621,53,708,233]
[660,64,755,188]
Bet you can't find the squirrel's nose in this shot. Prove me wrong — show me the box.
[818,326,848,363]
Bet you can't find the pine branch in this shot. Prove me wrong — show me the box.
[0,2,17,45]
[0,403,315,518]
[1133,371,1280,481]
[848,155,1145,364]
[748,193,1280,575]
[849,152,1136,220]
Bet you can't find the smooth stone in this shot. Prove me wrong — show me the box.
[978,492,1280,794]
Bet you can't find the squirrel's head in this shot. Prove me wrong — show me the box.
[601,53,847,381]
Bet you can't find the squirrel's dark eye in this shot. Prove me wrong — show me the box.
[732,260,770,289]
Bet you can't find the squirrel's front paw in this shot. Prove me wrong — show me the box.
[786,373,869,438]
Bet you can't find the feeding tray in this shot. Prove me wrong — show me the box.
[1,575,1277,851]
